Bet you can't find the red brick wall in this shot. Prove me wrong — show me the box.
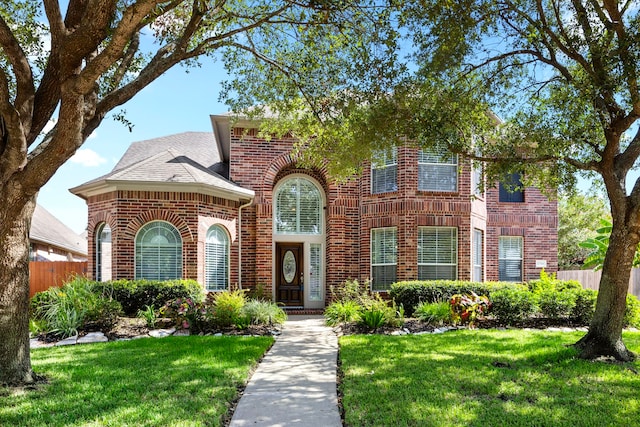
[86,190,242,284]
[485,186,558,281]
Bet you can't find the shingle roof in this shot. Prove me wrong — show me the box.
[71,132,253,200]
[30,204,88,256]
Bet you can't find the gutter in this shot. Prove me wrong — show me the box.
[237,198,254,289]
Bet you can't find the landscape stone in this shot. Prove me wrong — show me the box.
[77,332,108,344]
[148,327,176,338]
[173,329,190,336]
[55,335,78,346]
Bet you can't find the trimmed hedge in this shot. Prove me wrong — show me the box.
[93,279,204,316]
[390,280,523,316]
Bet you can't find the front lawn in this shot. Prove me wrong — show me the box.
[340,330,640,426]
[0,336,273,426]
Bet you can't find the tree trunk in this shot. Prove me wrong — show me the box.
[0,196,37,386]
[574,221,637,361]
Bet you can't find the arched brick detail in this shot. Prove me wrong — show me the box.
[123,210,194,243]
[88,211,115,237]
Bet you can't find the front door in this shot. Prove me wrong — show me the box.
[276,242,303,307]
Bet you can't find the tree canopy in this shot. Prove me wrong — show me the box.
[0,0,394,386]
[236,0,640,360]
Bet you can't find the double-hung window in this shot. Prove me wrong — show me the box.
[473,229,483,282]
[499,236,523,282]
[371,148,397,194]
[418,227,457,280]
[418,147,457,192]
[371,227,397,291]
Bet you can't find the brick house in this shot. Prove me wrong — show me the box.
[71,114,558,309]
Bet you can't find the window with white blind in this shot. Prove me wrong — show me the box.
[371,227,397,291]
[418,147,457,192]
[95,223,112,282]
[418,227,457,280]
[309,243,322,301]
[371,148,397,194]
[473,229,483,282]
[499,236,523,282]
[275,177,322,235]
[205,225,229,291]
[135,221,182,280]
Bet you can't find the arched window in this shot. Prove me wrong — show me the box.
[135,221,182,280]
[205,225,229,291]
[274,176,322,235]
[95,223,112,281]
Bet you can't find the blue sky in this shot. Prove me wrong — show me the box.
[38,57,230,234]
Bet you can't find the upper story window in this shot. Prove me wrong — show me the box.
[499,172,524,202]
[371,147,397,194]
[371,227,397,291]
[275,176,322,235]
[418,147,458,192]
[135,221,182,281]
[205,225,229,291]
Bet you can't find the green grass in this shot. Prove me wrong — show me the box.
[0,336,273,426]
[340,330,640,426]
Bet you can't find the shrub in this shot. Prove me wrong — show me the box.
[32,278,93,338]
[528,270,582,294]
[414,301,451,326]
[160,297,204,331]
[324,300,362,326]
[450,293,491,327]
[571,289,597,324]
[625,294,640,328]
[489,288,537,325]
[359,307,386,331]
[329,279,372,305]
[390,280,520,316]
[94,279,204,316]
[241,300,287,325]
[137,304,157,328]
[538,290,577,319]
[212,289,247,327]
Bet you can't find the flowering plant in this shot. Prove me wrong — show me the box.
[449,292,491,328]
[160,297,206,331]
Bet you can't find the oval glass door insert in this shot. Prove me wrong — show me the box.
[283,250,296,284]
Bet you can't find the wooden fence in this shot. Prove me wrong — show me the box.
[557,269,640,299]
[29,261,88,297]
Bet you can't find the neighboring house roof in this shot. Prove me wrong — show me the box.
[70,132,254,202]
[30,204,88,256]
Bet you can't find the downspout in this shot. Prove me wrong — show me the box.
[237,198,254,290]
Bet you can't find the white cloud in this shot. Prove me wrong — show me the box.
[70,149,107,167]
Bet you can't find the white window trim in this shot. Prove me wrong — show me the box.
[418,148,458,192]
[134,220,183,281]
[371,147,398,194]
[499,236,523,282]
[370,227,397,291]
[417,226,458,280]
[205,225,230,292]
[274,175,323,235]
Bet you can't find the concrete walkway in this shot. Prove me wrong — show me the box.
[229,315,341,427]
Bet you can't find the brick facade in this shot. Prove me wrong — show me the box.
[79,121,558,309]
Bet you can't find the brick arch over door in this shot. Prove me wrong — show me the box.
[123,210,194,243]
[260,153,330,202]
